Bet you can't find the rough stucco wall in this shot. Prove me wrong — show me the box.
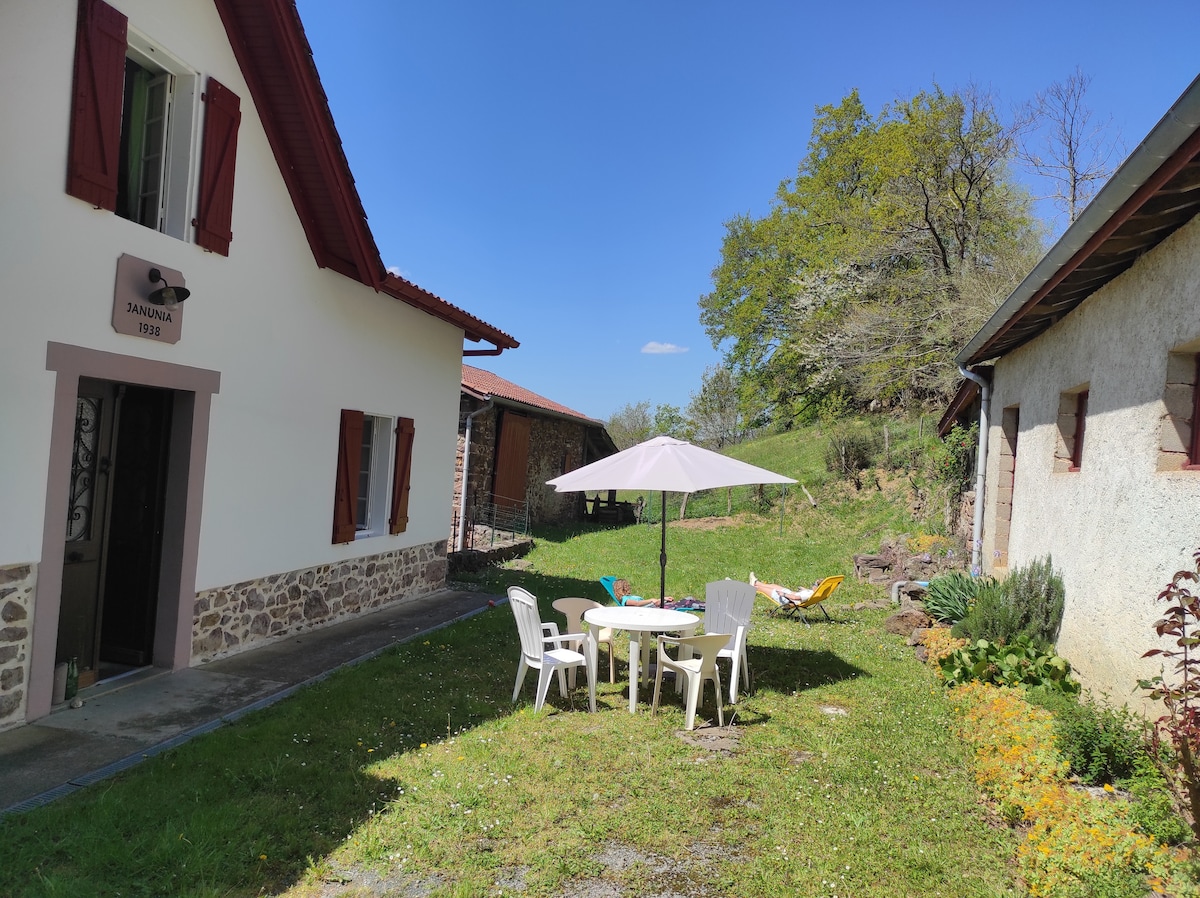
[981,215,1200,708]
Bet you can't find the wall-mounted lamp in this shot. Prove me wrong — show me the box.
[148,268,190,310]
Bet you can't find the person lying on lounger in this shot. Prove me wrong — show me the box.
[749,572,819,603]
[611,578,704,610]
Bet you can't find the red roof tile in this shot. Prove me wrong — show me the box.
[462,365,599,424]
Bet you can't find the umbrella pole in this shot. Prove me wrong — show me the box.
[659,490,667,607]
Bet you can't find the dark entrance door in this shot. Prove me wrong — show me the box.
[58,379,173,686]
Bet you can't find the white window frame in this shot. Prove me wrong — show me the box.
[355,414,396,539]
[121,30,199,241]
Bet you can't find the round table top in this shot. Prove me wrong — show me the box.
[583,605,699,631]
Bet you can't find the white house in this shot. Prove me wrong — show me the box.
[0,0,517,730]
[947,74,1200,704]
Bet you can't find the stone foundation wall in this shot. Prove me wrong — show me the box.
[192,541,448,663]
[0,563,35,732]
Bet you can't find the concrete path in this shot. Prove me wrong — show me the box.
[0,588,497,815]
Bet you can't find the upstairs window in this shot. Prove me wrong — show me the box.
[67,0,239,253]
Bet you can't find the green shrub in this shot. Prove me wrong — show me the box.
[940,636,1079,694]
[931,422,978,494]
[1006,555,1066,647]
[952,577,1018,642]
[823,423,881,482]
[952,556,1066,649]
[1048,692,1146,786]
[923,571,983,624]
[1125,757,1191,846]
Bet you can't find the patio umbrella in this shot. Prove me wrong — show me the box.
[546,436,796,605]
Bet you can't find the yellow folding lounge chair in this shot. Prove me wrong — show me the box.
[759,575,844,624]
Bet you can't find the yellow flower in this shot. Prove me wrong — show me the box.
[1103,783,1114,792]
[259,854,267,861]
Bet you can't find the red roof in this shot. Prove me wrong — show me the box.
[211,0,517,352]
[462,365,598,424]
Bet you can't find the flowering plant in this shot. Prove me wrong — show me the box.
[1140,546,1200,841]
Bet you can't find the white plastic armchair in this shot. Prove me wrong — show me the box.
[508,586,589,711]
[651,633,730,730]
[552,597,616,685]
[704,580,756,702]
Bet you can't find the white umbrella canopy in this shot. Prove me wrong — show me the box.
[547,436,796,604]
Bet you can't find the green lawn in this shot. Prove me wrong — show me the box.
[0,480,1030,897]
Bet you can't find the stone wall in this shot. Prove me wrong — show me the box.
[525,415,587,524]
[451,396,589,544]
[192,540,447,663]
[0,563,35,731]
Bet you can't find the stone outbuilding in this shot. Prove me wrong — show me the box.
[943,74,1200,704]
[452,366,617,551]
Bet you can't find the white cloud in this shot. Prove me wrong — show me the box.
[641,342,688,355]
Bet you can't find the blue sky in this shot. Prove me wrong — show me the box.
[293,0,1197,422]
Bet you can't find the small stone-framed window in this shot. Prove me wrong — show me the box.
[1158,341,1200,472]
[1054,386,1089,473]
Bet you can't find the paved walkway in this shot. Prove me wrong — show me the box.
[0,589,497,816]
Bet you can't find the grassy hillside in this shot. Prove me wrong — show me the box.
[466,422,939,605]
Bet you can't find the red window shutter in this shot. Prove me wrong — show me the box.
[389,418,416,535]
[66,0,127,210]
[195,77,241,255]
[332,409,363,544]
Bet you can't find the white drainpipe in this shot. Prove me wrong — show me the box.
[957,366,991,575]
[455,399,493,552]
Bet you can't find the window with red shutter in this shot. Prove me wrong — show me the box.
[389,418,415,535]
[66,0,127,211]
[66,2,232,248]
[195,77,241,255]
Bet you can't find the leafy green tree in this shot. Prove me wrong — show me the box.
[701,85,1042,424]
[652,403,691,441]
[606,401,691,448]
[606,401,653,450]
[688,365,743,448]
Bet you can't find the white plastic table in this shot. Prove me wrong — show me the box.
[583,606,700,713]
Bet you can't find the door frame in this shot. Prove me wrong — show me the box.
[29,343,220,721]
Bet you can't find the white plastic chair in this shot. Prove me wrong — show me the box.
[704,580,756,702]
[651,633,730,730]
[508,586,588,711]
[552,597,616,685]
